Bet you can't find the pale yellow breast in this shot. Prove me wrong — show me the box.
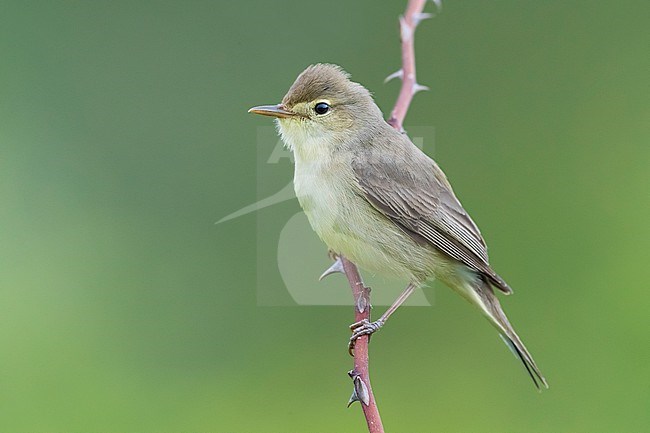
[280,119,447,284]
[294,153,436,282]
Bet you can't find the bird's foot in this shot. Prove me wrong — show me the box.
[348,319,384,356]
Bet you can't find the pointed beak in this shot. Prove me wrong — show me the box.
[248,104,297,119]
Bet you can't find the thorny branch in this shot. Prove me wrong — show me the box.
[387,0,440,131]
[325,1,439,432]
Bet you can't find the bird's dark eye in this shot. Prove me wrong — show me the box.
[314,102,331,115]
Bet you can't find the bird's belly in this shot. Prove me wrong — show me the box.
[294,165,443,282]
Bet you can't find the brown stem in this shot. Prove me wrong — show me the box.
[341,257,382,432]
[388,0,430,131]
[343,0,432,432]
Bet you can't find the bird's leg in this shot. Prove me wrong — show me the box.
[349,282,417,355]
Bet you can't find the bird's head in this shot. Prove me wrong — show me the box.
[249,64,383,154]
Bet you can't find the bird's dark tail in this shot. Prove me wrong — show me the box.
[474,278,548,390]
[499,331,547,390]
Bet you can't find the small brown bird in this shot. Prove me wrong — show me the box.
[249,64,547,389]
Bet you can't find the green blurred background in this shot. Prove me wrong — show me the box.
[1,1,648,432]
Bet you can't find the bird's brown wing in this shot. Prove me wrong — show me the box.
[351,149,512,294]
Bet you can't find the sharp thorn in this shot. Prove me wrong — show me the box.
[399,16,413,42]
[353,375,370,406]
[413,12,434,25]
[347,388,360,407]
[319,258,345,281]
[432,0,443,12]
[384,69,404,84]
[346,370,360,406]
[413,83,430,95]
[356,294,368,314]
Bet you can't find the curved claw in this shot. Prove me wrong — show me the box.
[348,319,385,356]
